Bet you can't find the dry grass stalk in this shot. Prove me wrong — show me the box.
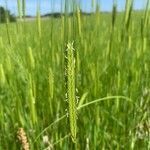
[17,128,30,150]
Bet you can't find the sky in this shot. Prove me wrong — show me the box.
[0,0,148,16]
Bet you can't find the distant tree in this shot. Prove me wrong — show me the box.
[0,6,16,23]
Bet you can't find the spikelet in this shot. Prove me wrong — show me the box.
[17,0,22,20]
[48,68,54,99]
[124,0,130,26]
[5,20,11,45]
[92,0,96,10]
[143,37,147,52]
[28,75,37,125]
[116,71,121,109]
[5,55,12,73]
[112,2,117,30]
[143,0,150,28]
[65,42,77,143]
[68,17,72,39]
[37,5,41,39]
[61,16,65,41]
[22,0,26,18]
[77,7,81,37]
[17,128,30,150]
[106,40,111,60]
[0,64,6,88]
[28,47,35,70]
[96,3,100,26]
[144,63,148,72]
[76,51,80,74]
[124,0,133,30]
[0,37,4,48]
[128,35,132,50]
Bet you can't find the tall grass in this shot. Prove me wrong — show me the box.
[0,0,149,149]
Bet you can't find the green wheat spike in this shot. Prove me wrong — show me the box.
[66,42,77,143]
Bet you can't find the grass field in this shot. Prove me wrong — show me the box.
[0,1,150,149]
